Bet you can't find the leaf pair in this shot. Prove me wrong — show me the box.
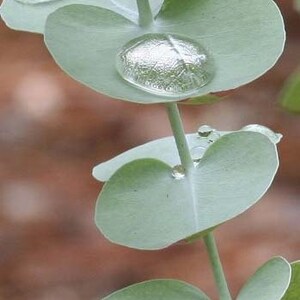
[103,257,297,300]
[1,0,286,103]
[95,131,279,250]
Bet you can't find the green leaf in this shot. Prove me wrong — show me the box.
[280,71,300,113]
[93,133,223,182]
[236,257,291,300]
[282,261,300,300]
[180,94,223,105]
[95,132,279,249]
[0,0,164,33]
[44,1,285,104]
[103,279,210,300]
[93,125,281,182]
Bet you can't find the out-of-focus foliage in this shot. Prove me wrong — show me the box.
[282,261,300,300]
[280,71,300,113]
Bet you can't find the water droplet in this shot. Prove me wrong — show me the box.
[116,33,215,97]
[197,125,221,143]
[16,0,60,4]
[241,124,282,144]
[197,125,215,137]
[171,165,185,180]
[190,145,206,163]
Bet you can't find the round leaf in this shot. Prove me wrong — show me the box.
[103,279,210,300]
[95,132,279,249]
[282,261,300,300]
[0,0,164,33]
[44,1,285,104]
[236,257,291,300]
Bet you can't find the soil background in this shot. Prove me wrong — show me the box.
[0,1,299,299]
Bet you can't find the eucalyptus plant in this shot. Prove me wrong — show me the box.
[1,0,299,299]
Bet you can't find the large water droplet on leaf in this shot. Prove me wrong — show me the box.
[116,33,215,97]
[241,124,282,144]
[171,165,185,180]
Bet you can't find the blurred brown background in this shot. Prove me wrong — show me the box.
[0,1,299,299]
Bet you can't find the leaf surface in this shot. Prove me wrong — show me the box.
[43,1,285,103]
[236,257,291,300]
[95,132,279,249]
[93,125,280,182]
[280,71,300,113]
[103,279,210,300]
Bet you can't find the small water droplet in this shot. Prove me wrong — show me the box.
[241,124,282,144]
[197,125,221,143]
[116,33,215,97]
[197,125,215,137]
[190,145,206,162]
[171,165,185,180]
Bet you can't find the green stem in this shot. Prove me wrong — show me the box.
[165,103,193,171]
[136,0,153,27]
[165,102,232,300]
[203,233,232,300]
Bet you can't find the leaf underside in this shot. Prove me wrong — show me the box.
[42,0,285,103]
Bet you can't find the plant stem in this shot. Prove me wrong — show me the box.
[203,233,232,300]
[165,103,193,171]
[165,102,232,300]
[136,0,153,28]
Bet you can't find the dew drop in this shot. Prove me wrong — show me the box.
[197,125,215,137]
[197,125,220,143]
[241,124,282,144]
[171,165,185,180]
[116,33,215,97]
